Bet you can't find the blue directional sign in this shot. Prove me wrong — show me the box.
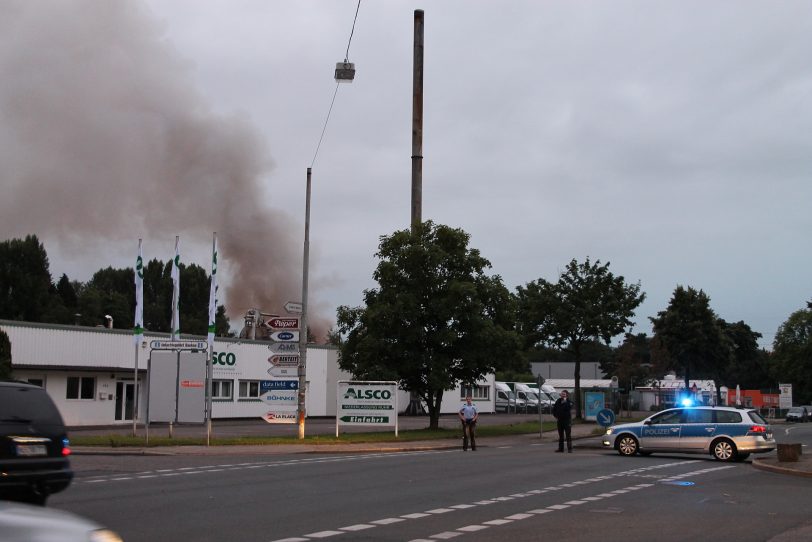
[260,380,299,393]
[596,408,616,427]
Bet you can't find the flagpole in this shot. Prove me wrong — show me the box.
[133,239,144,438]
[206,232,217,446]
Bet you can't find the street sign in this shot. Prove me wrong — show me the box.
[260,390,298,409]
[260,380,298,393]
[268,342,300,354]
[268,354,299,367]
[339,415,390,424]
[269,330,299,342]
[597,408,616,427]
[150,340,207,351]
[267,317,299,330]
[262,411,297,424]
[284,301,303,314]
[268,366,297,378]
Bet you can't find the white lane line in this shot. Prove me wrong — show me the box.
[457,525,489,532]
[547,504,570,510]
[450,504,476,510]
[371,518,405,525]
[403,513,431,519]
[505,513,534,520]
[270,538,309,542]
[304,531,344,538]
[111,477,132,481]
[340,524,375,531]
[564,500,587,505]
[430,532,462,539]
[474,500,497,505]
[483,519,513,526]
[427,508,455,514]
[582,496,603,501]
[527,508,553,514]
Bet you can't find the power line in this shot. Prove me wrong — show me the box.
[310,0,361,169]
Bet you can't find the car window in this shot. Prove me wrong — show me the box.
[682,409,713,424]
[0,386,64,425]
[715,410,742,424]
[747,410,767,424]
[650,409,682,424]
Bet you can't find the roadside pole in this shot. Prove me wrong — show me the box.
[537,374,544,440]
[298,168,312,439]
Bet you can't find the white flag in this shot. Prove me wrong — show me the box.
[171,236,180,340]
[133,239,144,345]
[207,233,218,349]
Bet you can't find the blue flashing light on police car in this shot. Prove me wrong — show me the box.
[680,397,694,407]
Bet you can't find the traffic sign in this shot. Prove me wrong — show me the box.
[284,301,303,314]
[268,366,297,378]
[267,317,299,330]
[270,330,299,342]
[150,340,207,351]
[268,342,299,354]
[268,354,299,367]
[596,408,616,427]
[260,390,297,408]
[260,380,298,393]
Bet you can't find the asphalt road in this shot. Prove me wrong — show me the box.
[51,432,812,542]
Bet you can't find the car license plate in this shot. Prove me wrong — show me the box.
[16,444,47,457]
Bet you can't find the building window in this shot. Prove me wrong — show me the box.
[460,385,490,400]
[213,380,233,400]
[238,380,261,399]
[67,377,95,400]
[25,378,45,388]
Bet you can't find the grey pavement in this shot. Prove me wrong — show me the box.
[68,412,812,479]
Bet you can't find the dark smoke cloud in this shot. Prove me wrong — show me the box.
[0,1,330,340]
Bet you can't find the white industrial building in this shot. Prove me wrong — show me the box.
[1,320,495,426]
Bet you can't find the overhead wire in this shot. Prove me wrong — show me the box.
[310,0,362,169]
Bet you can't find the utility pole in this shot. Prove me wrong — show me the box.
[298,167,312,439]
[411,9,424,233]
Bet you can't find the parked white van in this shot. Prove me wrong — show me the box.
[495,382,525,413]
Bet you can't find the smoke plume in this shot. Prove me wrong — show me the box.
[0,1,330,339]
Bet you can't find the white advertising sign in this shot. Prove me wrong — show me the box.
[337,381,398,435]
[779,383,793,409]
[260,389,298,410]
[268,366,297,378]
[262,411,297,424]
[268,342,300,354]
[269,330,299,342]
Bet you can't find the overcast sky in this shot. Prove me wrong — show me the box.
[3,1,811,347]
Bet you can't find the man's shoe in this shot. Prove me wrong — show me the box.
[555,449,563,453]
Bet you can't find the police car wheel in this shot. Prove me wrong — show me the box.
[711,438,736,461]
[617,435,638,456]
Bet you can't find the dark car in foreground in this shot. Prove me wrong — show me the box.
[602,405,775,462]
[0,381,73,504]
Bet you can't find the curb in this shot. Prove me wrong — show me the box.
[751,458,812,479]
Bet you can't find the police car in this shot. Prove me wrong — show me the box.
[602,405,775,462]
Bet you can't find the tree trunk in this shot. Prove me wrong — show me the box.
[427,390,443,429]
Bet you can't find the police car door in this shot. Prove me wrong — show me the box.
[679,408,716,451]
[639,408,683,450]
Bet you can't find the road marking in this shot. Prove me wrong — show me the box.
[340,524,374,531]
[548,504,570,510]
[304,531,343,538]
[450,504,476,509]
[505,513,534,520]
[371,518,405,525]
[483,519,513,526]
[403,513,431,519]
[427,508,455,514]
[457,525,489,532]
[430,532,462,539]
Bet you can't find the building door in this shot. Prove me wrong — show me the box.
[115,382,135,421]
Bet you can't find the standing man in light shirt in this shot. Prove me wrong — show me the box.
[459,395,479,451]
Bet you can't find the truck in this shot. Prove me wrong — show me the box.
[495,382,526,413]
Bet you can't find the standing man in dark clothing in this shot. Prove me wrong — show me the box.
[552,390,573,453]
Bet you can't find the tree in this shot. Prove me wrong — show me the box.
[0,329,11,380]
[771,300,812,404]
[517,258,645,419]
[0,235,54,322]
[602,333,653,391]
[650,286,731,403]
[336,221,521,429]
[718,319,770,390]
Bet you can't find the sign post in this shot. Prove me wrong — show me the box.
[536,374,545,440]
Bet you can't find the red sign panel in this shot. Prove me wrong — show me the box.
[267,317,299,330]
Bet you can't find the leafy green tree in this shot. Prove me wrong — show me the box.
[718,319,771,390]
[650,286,731,402]
[336,221,521,429]
[0,235,54,322]
[602,333,653,395]
[771,301,812,404]
[0,329,11,379]
[517,258,645,419]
